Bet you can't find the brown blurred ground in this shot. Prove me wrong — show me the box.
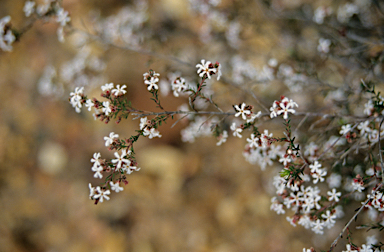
[0,0,360,251]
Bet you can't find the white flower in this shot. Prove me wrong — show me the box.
[70,86,84,98]
[56,8,71,26]
[343,244,358,252]
[364,100,374,116]
[216,130,228,146]
[171,77,187,97]
[196,59,216,79]
[101,83,114,91]
[143,127,162,139]
[110,181,124,193]
[94,186,110,203]
[234,103,251,120]
[357,120,371,136]
[337,3,359,23]
[318,38,331,54]
[270,202,285,214]
[216,63,222,80]
[246,133,259,148]
[360,244,373,252]
[321,210,337,229]
[268,144,282,159]
[85,99,94,111]
[58,26,65,42]
[36,2,50,15]
[140,117,149,130]
[312,168,327,184]
[304,142,318,157]
[327,188,342,202]
[298,215,312,229]
[92,164,103,179]
[351,180,365,192]
[313,6,326,24]
[89,183,96,199]
[139,118,162,139]
[366,236,377,247]
[102,101,112,115]
[311,219,324,234]
[69,87,84,112]
[0,16,14,52]
[279,155,291,166]
[246,111,262,123]
[143,71,160,80]
[309,161,322,173]
[3,29,15,45]
[23,1,35,17]
[340,124,352,135]
[268,58,278,67]
[91,152,102,166]
[270,101,279,118]
[104,132,119,146]
[144,76,159,90]
[230,122,242,138]
[277,102,296,119]
[112,84,127,96]
[111,149,131,169]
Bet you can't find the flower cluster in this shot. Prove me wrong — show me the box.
[368,189,384,212]
[270,96,298,120]
[55,7,71,42]
[339,119,383,146]
[181,116,216,143]
[171,77,188,97]
[139,117,162,139]
[0,0,73,52]
[59,0,384,249]
[69,82,131,125]
[243,129,277,170]
[313,6,333,24]
[22,0,71,42]
[143,70,160,90]
[0,16,15,52]
[93,1,148,47]
[196,59,221,80]
[69,87,84,113]
[23,1,35,17]
[88,135,141,204]
[4,0,384,249]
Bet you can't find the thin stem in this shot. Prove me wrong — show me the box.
[378,117,384,183]
[132,110,236,119]
[328,183,382,252]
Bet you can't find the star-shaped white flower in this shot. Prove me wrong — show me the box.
[91,152,102,166]
[56,8,71,26]
[246,133,259,148]
[234,103,251,120]
[85,99,94,111]
[110,181,124,193]
[144,77,159,90]
[104,132,119,146]
[101,82,114,91]
[102,101,112,115]
[111,149,131,169]
[112,84,127,96]
[196,59,216,79]
[23,1,35,17]
[327,188,341,202]
[94,186,110,203]
[277,102,296,119]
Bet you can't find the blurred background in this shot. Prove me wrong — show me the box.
[0,0,383,251]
